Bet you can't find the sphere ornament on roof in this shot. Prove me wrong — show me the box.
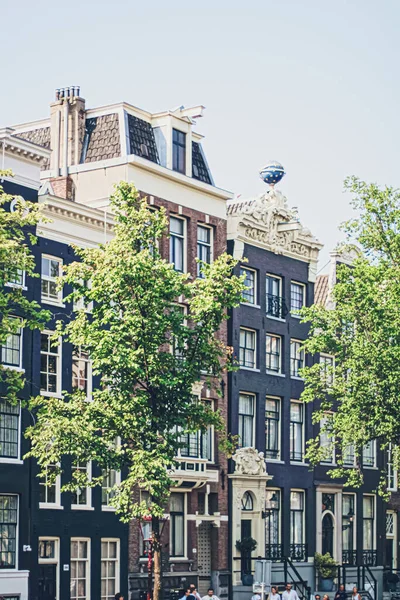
[259,161,285,187]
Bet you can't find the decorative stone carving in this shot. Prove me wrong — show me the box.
[232,447,267,476]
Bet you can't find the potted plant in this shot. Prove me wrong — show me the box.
[236,537,258,586]
[314,552,337,592]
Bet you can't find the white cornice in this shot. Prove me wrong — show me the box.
[0,129,51,163]
[39,193,114,230]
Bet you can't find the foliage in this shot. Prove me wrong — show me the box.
[235,537,257,554]
[314,552,337,579]
[301,176,400,494]
[26,181,245,521]
[0,171,50,402]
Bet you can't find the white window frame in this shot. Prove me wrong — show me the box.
[266,333,282,375]
[6,269,26,290]
[73,280,93,313]
[343,444,356,467]
[70,537,91,600]
[362,494,376,551]
[265,396,281,461]
[38,536,60,600]
[290,281,306,317]
[1,317,23,372]
[290,339,305,379]
[101,538,120,600]
[169,215,187,274]
[238,392,255,449]
[265,488,281,546]
[71,462,93,510]
[290,400,305,464]
[169,492,187,559]
[0,493,19,570]
[0,400,22,463]
[290,489,305,545]
[41,255,63,305]
[320,353,335,389]
[197,223,213,278]
[363,440,376,468]
[342,493,357,555]
[388,444,398,492]
[320,413,335,465]
[39,465,62,510]
[266,273,284,321]
[40,331,62,398]
[239,327,257,370]
[240,267,258,306]
[101,469,122,511]
[72,347,92,400]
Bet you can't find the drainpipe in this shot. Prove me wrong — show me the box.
[54,110,61,176]
[62,97,69,176]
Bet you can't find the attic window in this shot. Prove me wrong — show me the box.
[192,142,212,184]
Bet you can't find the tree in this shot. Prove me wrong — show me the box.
[0,171,50,402]
[26,181,244,600]
[301,176,400,494]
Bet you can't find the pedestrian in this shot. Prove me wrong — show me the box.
[189,584,202,600]
[315,595,321,600]
[351,587,361,600]
[114,594,124,600]
[322,595,330,600]
[334,584,347,600]
[251,593,261,600]
[180,588,192,600]
[269,586,281,599]
[282,583,300,600]
[202,588,220,600]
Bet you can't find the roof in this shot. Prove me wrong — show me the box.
[80,114,121,163]
[12,126,51,149]
[314,274,329,306]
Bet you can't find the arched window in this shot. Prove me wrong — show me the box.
[241,491,254,511]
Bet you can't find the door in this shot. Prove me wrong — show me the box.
[197,522,212,595]
[322,513,334,556]
[38,564,57,600]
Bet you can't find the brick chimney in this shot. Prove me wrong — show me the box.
[49,87,85,200]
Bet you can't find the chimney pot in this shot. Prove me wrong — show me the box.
[55,89,60,101]
[76,86,80,97]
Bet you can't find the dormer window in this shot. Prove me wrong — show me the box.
[173,129,186,174]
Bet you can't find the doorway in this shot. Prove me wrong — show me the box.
[38,564,57,600]
[322,513,334,556]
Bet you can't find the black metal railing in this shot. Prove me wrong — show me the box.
[266,294,287,319]
[363,549,377,566]
[265,543,284,561]
[284,557,312,600]
[338,565,377,600]
[342,549,357,565]
[289,543,308,562]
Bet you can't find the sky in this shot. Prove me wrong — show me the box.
[1,0,399,271]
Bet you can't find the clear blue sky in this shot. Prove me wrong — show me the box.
[2,0,399,270]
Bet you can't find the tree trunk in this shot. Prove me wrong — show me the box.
[152,516,162,600]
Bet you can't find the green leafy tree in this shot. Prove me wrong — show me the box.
[0,171,50,402]
[26,181,244,600]
[301,176,400,494]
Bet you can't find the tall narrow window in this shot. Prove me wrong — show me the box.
[197,225,212,277]
[39,464,60,506]
[290,282,305,315]
[387,444,398,491]
[239,328,256,369]
[0,495,18,569]
[290,402,304,462]
[265,397,280,459]
[240,267,256,305]
[320,415,334,464]
[70,539,90,600]
[363,441,376,468]
[101,539,120,600]
[266,275,284,318]
[170,216,185,272]
[290,339,304,377]
[266,334,282,374]
[290,491,305,547]
[342,494,355,563]
[1,318,22,369]
[238,393,255,448]
[0,400,20,459]
[71,463,91,508]
[6,268,25,287]
[343,444,355,467]
[363,496,375,551]
[41,256,62,303]
[72,348,91,398]
[170,493,185,557]
[265,489,281,556]
[320,354,334,387]
[40,332,60,396]
[172,129,186,174]
[102,469,121,508]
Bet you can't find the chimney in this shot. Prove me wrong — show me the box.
[49,86,86,186]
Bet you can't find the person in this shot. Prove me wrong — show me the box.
[282,583,300,600]
[251,594,261,600]
[315,596,321,600]
[322,595,330,600]
[114,594,124,600]
[334,584,347,600]
[180,588,192,600]
[351,587,361,600]
[189,584,202,600]
[269,586,281,599]
[201,589,220,600]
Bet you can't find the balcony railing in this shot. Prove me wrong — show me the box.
[289,543,308,562]
[266,294,287,319]
[342,549,357,565]
[362,549,377,566]
[265,543,284,561]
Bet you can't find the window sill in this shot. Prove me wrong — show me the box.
[291,376,304,381]
[169,557,190,562]
[40,392,62,399]
[240,302,261,309]
[6,283,28,291]
[41,299,65,308]
[102,506,117,512]
[71,505,94,511]
[0,458,23,465]
[266,315,286,322]
[364,465,378,470]
[1,365,25,373]
[39,503,64,510]
[290,461,308,467]
[240,367,260,372]
[291,314,303,320]
[266,371,285,378]
[266,459,284,464]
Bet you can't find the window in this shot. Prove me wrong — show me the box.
[140,491,152,556]
[170,493,185,557]
[343,444,356,467]
[290,339,304,377]
[388,444,398,491]
[241,491,254,511]
[238,393,255,448]
[0,495,18,568]
[38,537,59,598]
[73,280,93,313]
[197,225,212,277]
[240,267,256,305]
[320,354,334,387]
[41,256,62,303]
[72,348,91,398]
[266,334,282,374]
[171,304,187,360]
[1,318,22,369]
[170,216,185,273]
[363,441,376,468]
[101,539,119,600]
[290,402,304,462]
[320,415,335,464]
[172,129,186,174]
[102,469,121,508]
[40,332,61,396]
[71,539,90,600]
[239,328,256,369]
[291,282,305,315]
[265,489,281,548]
[266,274,284,319]
[265,397,280,460]
[6,268,25,287]
[0,400,20,459]
[363,496,375,550]
[71,463,91,508]
[290,491,305,545]
[342,494,355,555]
[39,464,61,507]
